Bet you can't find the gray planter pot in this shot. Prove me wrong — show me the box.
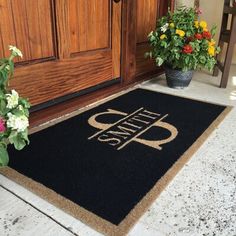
[164,65,193,89]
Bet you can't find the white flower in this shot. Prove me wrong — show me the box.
[7,113,29,133]
[18,105,23,111]
[9,45,23,58]
[160,23,169,33]
[6,90,19,109]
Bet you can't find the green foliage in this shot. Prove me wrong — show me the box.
[146,7,220,72]
[0,143,9,166]
[0,46,30,166]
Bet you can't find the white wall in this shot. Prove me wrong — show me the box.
[176,0,194,8]
[176,0,236,64]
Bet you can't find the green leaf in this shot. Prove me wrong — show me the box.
[8,60,14,76]
[155,57,164,66]
[210,25,217,37]
[8,131,17,144]
[199,55,206,64]
[186,31,192,37]
[12,134,26,150]
[150,35,156,42]
[9,130,29,150]
[21,129,30,145]
[11,109,24,116]
[0,144,9,166]
[184,57,190,64]
[216,46,221,54]
[160,41,168,48]
[20,98,31,109]
[0,70,8,83]
[0,99,6,113]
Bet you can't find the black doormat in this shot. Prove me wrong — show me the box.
[0,88,232,235]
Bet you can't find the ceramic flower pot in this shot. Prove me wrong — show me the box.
[164,65,193,89]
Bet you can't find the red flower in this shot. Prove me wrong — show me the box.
[182,44,193,54]
[194,33,203,40]
[202,31,211,39]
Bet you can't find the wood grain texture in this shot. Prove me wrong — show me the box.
[10,50,113,106]
[1,0,172,108]
[0,0,16,58]
[0,0,54,62]
[135,43,157,77]
[137,0,158,43]
[121,0,137,84]
[69,0,110,54]
[56,0,70,59]
[1,0,121,106]
[112,0,122,78]
[29,71,164,129]
[158,0,170,18]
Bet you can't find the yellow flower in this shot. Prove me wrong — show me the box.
[176,29,185,37]
[200,20,207,29]
[208,39,216,47]
[194,21,199,28]
[203,28,208,32]
[170,23,175,28]
[208,46,215,56]
[160,34,167,40]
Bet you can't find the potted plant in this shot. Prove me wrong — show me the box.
[0,46,30,166]
[146,7,220,88]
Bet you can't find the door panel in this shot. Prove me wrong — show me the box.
[69,0,110,54]
[0,0,55,62]
[11,52,112,106]
[0,0,121,106]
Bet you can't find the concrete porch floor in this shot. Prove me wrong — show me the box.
[0,65,236,236]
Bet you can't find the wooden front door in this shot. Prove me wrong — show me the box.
[0,0,121,106]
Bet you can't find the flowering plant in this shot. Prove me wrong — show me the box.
[146,7,220,71]
[0,46,30,166]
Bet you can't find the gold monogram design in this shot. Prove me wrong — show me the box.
[88,107,178,150]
